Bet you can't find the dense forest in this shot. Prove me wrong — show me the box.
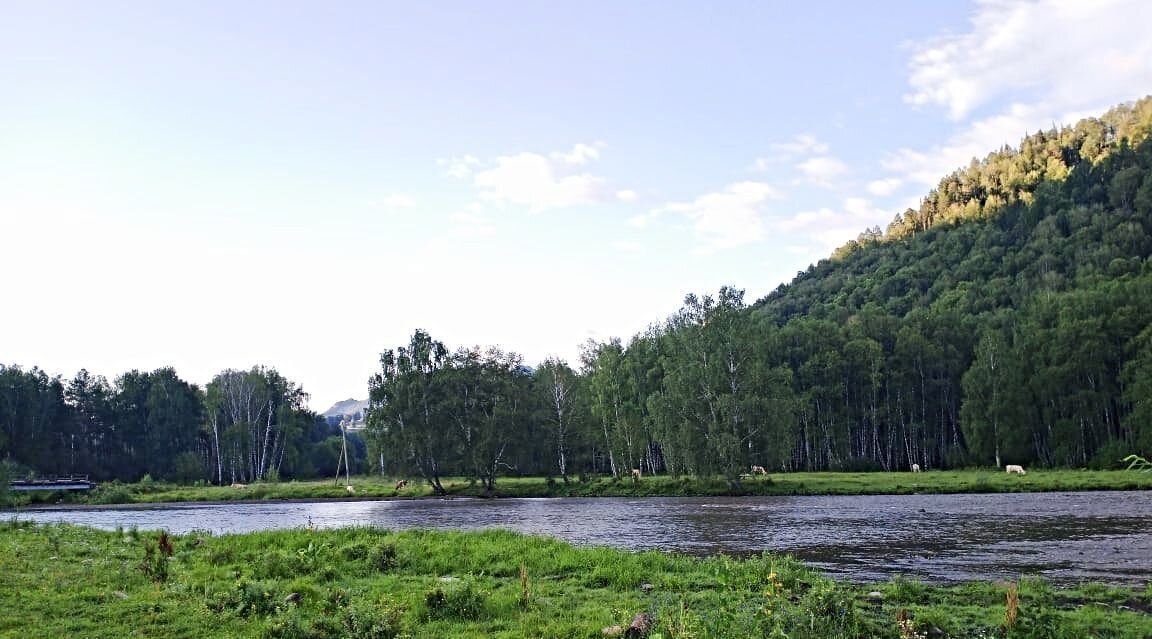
[4,97,1152,486]
[0,365,367,482]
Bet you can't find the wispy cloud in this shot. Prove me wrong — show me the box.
[750,134,830,171]
[649,181,784,254]
[795,156,849,188]
[775,197,888,251]
[884,0,1152,191]
[438,155,481,179]
[444,143,622,212]
[866,178,902,197]
[905,0,1152,121]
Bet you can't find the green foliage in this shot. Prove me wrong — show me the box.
[210,579,283,617]
[90,482,135,505]
[422,579,488,621]
[0,461,12,508]
[138,531,173,583]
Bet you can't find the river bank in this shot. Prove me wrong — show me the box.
[1,521,1148,639]
[12,491,1152,586]
[10,469,1151,507]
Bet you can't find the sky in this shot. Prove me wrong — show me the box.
[2,0,1151,412]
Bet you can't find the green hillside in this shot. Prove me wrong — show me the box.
[747,96,1152,470]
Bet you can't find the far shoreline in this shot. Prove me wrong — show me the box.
[6,468,1150,509]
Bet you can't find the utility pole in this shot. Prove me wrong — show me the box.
[334,420,351,487]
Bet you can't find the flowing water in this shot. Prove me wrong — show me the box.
[9,490,1152,585]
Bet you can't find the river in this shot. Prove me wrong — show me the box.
[9,490,1152,585]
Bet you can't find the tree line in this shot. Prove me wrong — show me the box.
[0,365,366,482]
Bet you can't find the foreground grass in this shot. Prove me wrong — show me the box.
[15,469,1152,507]
[1,521,1149,639]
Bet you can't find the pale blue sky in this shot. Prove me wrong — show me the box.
[2,1,1150,410]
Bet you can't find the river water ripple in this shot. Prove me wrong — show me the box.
[9,491,1152,585]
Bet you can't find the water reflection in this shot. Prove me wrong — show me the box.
[9,490,1151,585]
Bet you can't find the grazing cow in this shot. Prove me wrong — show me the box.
[750,465,767,475]
[911,463,921,473]
[230,483,247,489]
[394,479,408,491]
[1006,464,1026,475]
[631,468,642,481]
[345,485,355,494]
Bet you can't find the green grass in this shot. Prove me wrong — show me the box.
[14,469,1152,507]
[1,521,1148,638]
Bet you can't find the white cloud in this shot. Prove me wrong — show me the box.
[750,134,830,171]
[906,0,1152,121]
[889,0,1152,189]
[615,189,637,202]
[775,197,888,251]
[772,134,829,157]
[650,181,783,253]
[866,178,903,197]
[438,154,480,179]
[796,156,849,187]
[550,142,601,165]
[448,143,618,212]
[883,101,1056,186]
[747,157,773,172]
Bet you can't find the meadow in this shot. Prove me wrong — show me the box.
[15,468,1152,507]
[2,520,1149,639]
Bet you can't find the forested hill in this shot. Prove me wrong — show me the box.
[757,97,1152,322]
[742,96,1152,470]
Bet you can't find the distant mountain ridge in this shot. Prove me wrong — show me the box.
[322,399,369,430]
[322,398,369,418]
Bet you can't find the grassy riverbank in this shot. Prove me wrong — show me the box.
[10,469,1151,507]
[1,521,1149,638]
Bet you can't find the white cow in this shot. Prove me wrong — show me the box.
[345,485,356,493]
[631,468,642,480]
[911,463,921,473]
[1005,464,1026,475]
[750,465,768,475]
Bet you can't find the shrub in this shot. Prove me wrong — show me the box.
[424,580,487,621]
[264,602,405,639]
[139,532,173,583]
[172,451,207,483]
[1088,440,1132,469]
[367,543,398,572]
[210,579,281,618]
[0,463,12,508]
[91,483,134,505]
